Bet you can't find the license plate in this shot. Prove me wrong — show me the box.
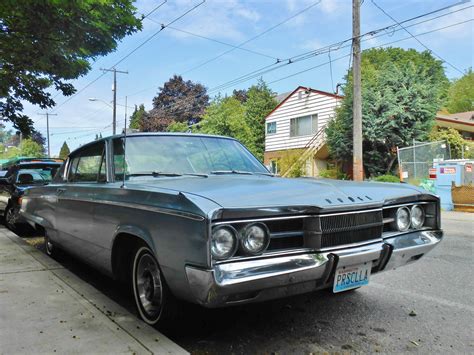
[333,262,372,293]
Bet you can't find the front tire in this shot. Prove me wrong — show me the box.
[131,246,179,327]
[45,234,58,258]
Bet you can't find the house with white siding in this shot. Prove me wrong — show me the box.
[264,86,342,176]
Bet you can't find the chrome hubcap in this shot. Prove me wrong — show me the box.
[6,209,15,225]
[46,239,53,254]
[136,253,162,318]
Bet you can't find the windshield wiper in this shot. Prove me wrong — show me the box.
[128,171,208,178]
[210,170,253,175]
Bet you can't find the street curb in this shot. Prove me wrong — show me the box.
[0,228,188,354]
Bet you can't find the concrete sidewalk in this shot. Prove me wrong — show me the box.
[0,227,187,354]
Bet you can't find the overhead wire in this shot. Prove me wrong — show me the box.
[52,0,205,112]
[370,0,465,74]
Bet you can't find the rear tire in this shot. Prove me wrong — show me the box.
[131,245,180,328]
[4,205,17,231]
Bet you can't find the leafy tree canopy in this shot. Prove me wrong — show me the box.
[1,138,44,159]
[0,0,142,135]
[445,69,474,113]
[326,48,448,177]
[141,75,209,132]
[198,96,252,149]
[59,141,70,159]
[429,127,470,159]
[194,80,276,160]
[129,104,146,129]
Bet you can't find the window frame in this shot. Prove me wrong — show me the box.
[289,114,318,137]
[266,121,277,135]
[66,141,108,184]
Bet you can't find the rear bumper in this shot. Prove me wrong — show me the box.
[185,230,443,307]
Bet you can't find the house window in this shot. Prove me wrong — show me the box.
[269,160,278,174]
[266,122,277,134]
[290,114,318,137]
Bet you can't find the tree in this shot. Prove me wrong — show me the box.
[0,1,142,135]
[198,96,253,149]
[243,80,277,161]
[19,139,44,157]
[31,131,46,154]
[232,89,248,103]
[141,75,209,132]
[129,104,146,129]
[59,141,70,159]
[326,48,448,177]
[445,69,474,113]
[429,127,468,159]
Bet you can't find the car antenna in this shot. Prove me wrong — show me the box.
[121,96,128,189]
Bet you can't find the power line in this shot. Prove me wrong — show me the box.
[52,0,205,112]
[371,0,465,75]
[154,23,279,60]
[180,0,323,75]
[119,1,471,102]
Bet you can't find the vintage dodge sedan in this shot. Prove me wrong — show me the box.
[21,133,443,326]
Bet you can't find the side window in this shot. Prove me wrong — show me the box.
[68,143,106,183]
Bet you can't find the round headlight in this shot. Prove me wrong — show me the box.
[211,226,238,260]
[395,207,411,231]
[411,205,425,229]
[240,223,270,255]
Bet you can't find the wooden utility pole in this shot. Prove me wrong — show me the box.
[100,68,128,135]
[38,112,57,158]
[352,0,363,181]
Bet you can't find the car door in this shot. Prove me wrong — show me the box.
[55,141,107,263]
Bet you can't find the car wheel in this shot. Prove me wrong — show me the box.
[132,246,179,327]
[4,205,17,231]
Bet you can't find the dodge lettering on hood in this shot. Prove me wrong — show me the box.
[20,133,443,327]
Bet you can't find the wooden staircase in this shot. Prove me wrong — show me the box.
[281,127,327,177]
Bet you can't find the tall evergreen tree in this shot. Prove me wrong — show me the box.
[129,104,146,129]
[59,141,70,159]
[326,48,448,176]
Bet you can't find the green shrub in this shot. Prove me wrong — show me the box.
[373,174,400,183]
[319,168,348,180]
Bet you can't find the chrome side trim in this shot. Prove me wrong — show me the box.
[28,195,205,221]
[213,214,311,225]
[383,201,433,209]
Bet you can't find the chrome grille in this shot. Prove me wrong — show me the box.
[319,210,383,248]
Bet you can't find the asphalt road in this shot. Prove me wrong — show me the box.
[17,211,473,354]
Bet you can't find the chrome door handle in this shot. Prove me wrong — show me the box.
[56,188,66,195]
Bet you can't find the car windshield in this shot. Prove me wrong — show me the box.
[114,135,269,179]
[16,168,56,185]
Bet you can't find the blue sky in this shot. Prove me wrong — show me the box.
[17,0,473,155]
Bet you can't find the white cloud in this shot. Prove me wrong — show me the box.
[137,0,262,42]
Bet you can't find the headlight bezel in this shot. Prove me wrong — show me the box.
[210,225,239,260]
[384,200,438,234]
[239,222,271,256]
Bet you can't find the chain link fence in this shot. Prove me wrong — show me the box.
[398,140,450,187]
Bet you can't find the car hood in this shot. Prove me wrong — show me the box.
[131,175,429,210]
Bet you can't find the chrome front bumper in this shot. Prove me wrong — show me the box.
[185,230,443,307]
